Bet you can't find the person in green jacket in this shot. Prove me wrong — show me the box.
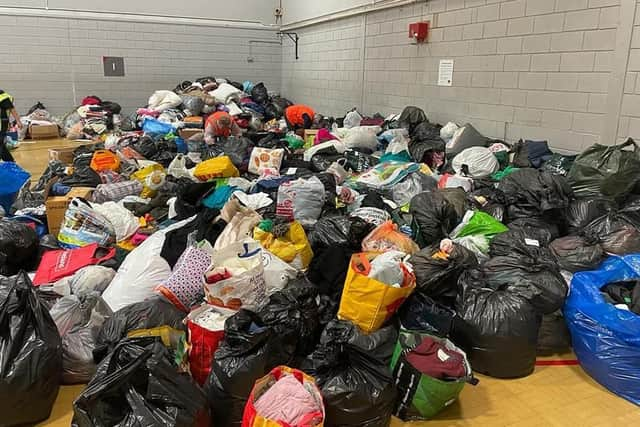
[0,90,23,162]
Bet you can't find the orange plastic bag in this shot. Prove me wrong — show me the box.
[361,220,419,254]
[338,252,416,334]
[90,150,120,172]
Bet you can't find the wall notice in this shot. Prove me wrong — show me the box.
[438,59,454,86]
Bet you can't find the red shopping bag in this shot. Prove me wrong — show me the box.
[33,243,116,285]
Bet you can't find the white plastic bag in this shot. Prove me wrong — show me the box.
[101,217,192,311]
[262,249,298,295]
[52,265,116,297]
[343,110,363,128]
[167,154,192,179]
[341,126,381,150]
[440,122,459,141]
[248,147,284,175]
[276,176,326,226]
[204,239,266,311]
[91,201,139,242]
[368,250,409,286]
[148,90,182,112]
[451,146,499,178]
[214,201,262,250]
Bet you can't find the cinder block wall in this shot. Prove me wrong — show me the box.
[281,0,632,152]
[0,14,281,116]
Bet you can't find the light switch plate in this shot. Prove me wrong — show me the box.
[103,56,125,77]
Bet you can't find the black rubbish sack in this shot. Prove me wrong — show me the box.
[307,215,351,251]
[565,198,615,235]
[549,236,605,273]
[410,189,466,248]
[489,221,554,257]
[582,197,640,255]
[537,311,572,355]
[0,272,62,426]
[0,219,39,276]
[454,270,540,379]
[540,153,577,176]
[408,134,445,165]
[480,251,568,315]
[50,294,113,384]
[307,244,355,297]
[203,136,254,171]
[446,123,487,158]
[568,138,640,200]
[397,106,427,134]
[257,283,321,364]
[60,166,102,188]
[93,296,186,363]
[498,168,573,220]
[250,82,269,105]
[408,243,478,307]
[73,337,210,427]
[399,292,457,337]
[302,320,398,427]
[205,309,278,427]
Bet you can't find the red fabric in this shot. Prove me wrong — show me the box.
[205,111,233,137]
[81,96,102,106]
[285,105,315,127]
[405,337,466,379]
[535,359,579,366]
[33,243,115,285]
[187,319,225,385]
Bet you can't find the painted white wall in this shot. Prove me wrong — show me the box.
[281,0,376,25]
[0,0,279,24]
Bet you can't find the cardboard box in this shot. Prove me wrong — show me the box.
[46,187,94,237]
[179,128,203,140]
[48,147,76,165]
[304,129,319,149]
[30,123,59,140]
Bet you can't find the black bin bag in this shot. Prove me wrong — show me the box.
[0,219,39,276]
[302,320,398,427]
[582,197,640,255]
[408,243,478,307]
[73,337,210,427]
[399,293,457,337]
[549,236,605,273]
[568,138,640,200]
[565,198,615,235]
[93,296,186,363]
[205,310,280,427]
[489,220,554,257]
[410,189,466,248]
[0,272,62,426]
[453,270,540,379]
[537,311,572,355]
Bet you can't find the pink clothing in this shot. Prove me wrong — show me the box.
[253,374,322,426]
[314,128,337,145]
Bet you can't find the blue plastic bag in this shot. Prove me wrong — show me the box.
[175,137,187,154]
[142,117,175,136]
[0,162,30,213]
[564,255,640,405]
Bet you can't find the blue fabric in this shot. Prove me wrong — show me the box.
[379,151,412,163]
[525,140,553,168]
[202,185,237,209]
[0,161,30,213]
[142,117,176,136]
[175,137,187,154]
[564,255,640,406]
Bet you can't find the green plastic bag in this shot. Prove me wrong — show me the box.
[491,165,518,181]
[451,210,508,240]
[568,138,640,200]
[390,329,476,420]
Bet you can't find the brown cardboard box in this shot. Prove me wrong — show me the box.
[46,187,93,237]
[48,147,76,165]
[179,128,203,140]
[30,123,59,139]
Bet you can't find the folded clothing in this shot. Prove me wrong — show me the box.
[253,374,323,426]
[406,336,466,380]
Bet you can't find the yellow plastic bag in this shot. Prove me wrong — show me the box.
[194,156,239,181]
[130,163,165,198]
[253,221,313,269]
[338,252,416,334]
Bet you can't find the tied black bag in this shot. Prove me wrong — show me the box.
[0,272,63,426]
[73,337,210,427]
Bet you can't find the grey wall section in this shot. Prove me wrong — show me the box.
[282,0,627,152]
[0,13,281,116]
[0,1,278,23]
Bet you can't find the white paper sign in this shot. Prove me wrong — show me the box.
[438,59,454,86]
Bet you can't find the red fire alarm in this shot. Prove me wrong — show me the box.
[409,22,429,43]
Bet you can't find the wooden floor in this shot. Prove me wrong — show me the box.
[14,139,640,427]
